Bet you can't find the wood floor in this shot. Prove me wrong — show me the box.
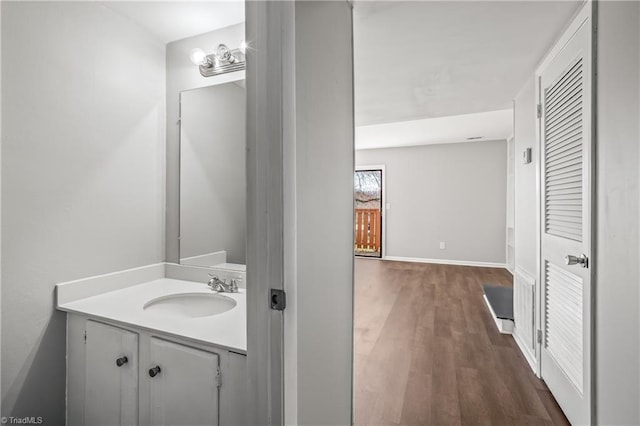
[353,259,569,426]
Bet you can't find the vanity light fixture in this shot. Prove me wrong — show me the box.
[189,43,246,78]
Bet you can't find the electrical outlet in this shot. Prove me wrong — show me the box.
[439,242,446,250]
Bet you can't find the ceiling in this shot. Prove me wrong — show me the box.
[356,109,513,150]
[101,1,245,44]
[354,1,580,148]
[101,1,580,150]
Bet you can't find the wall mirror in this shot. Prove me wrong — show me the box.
[179,80,246,270]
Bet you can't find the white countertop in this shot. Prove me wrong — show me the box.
[57,278,247,354]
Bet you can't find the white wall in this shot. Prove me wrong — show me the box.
[1,2,165,421]
[165,24,245,264]
[512,72,539,371]
[287,2,354,424]
[594,2,640,424]
[356,140,507,265]
[513,81,537,277]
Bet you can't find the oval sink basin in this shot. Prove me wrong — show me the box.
[143,293,236,318]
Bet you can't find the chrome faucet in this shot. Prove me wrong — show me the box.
[207,274,239,293]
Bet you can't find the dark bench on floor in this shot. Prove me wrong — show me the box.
[482,284,514,334]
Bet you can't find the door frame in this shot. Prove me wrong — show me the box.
[534,1,596,421]
[355,164,386,259]
[246,2,354,425]
[245,1,289,424]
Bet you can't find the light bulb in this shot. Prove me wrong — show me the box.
[216,44,237,64]
[189,48,207,66]
[216,44,231,60]
[239,41,248,53]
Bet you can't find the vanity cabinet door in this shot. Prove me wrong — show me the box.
[148,337,220,426]
[84,320,139,426]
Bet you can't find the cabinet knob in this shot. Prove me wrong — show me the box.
[149,366,162,377]
[115,356,128,367]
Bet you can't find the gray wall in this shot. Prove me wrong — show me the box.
[0,3,3,416]
[292,2,354,424]
[165,24,245,264]
[1,2,165,421]
[595,2,640,424]
[180,83,246,263]
[356,140,507,265]
[514,79,537,276]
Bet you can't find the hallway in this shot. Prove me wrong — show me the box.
[353,259,569,425]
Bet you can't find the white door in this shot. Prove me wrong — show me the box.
[148,338,220,426]
[538,5,592,425]
[84,321,139,426]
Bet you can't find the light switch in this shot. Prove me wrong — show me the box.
[439,242,446,250]
[523,147,532,164]
[386,203,391,210]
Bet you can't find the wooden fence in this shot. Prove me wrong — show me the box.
[355,209,381,253]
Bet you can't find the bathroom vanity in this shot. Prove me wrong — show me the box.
[55,67,250,426]
[56,265,248,426]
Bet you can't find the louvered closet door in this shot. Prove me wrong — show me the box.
[538,6,592,425]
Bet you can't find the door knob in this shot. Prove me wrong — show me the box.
[565,253,588,268]
[115,356,128,367]
[148,366,162,377]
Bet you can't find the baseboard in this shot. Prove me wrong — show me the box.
[513,331,539,376]
[384,256,507,269]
